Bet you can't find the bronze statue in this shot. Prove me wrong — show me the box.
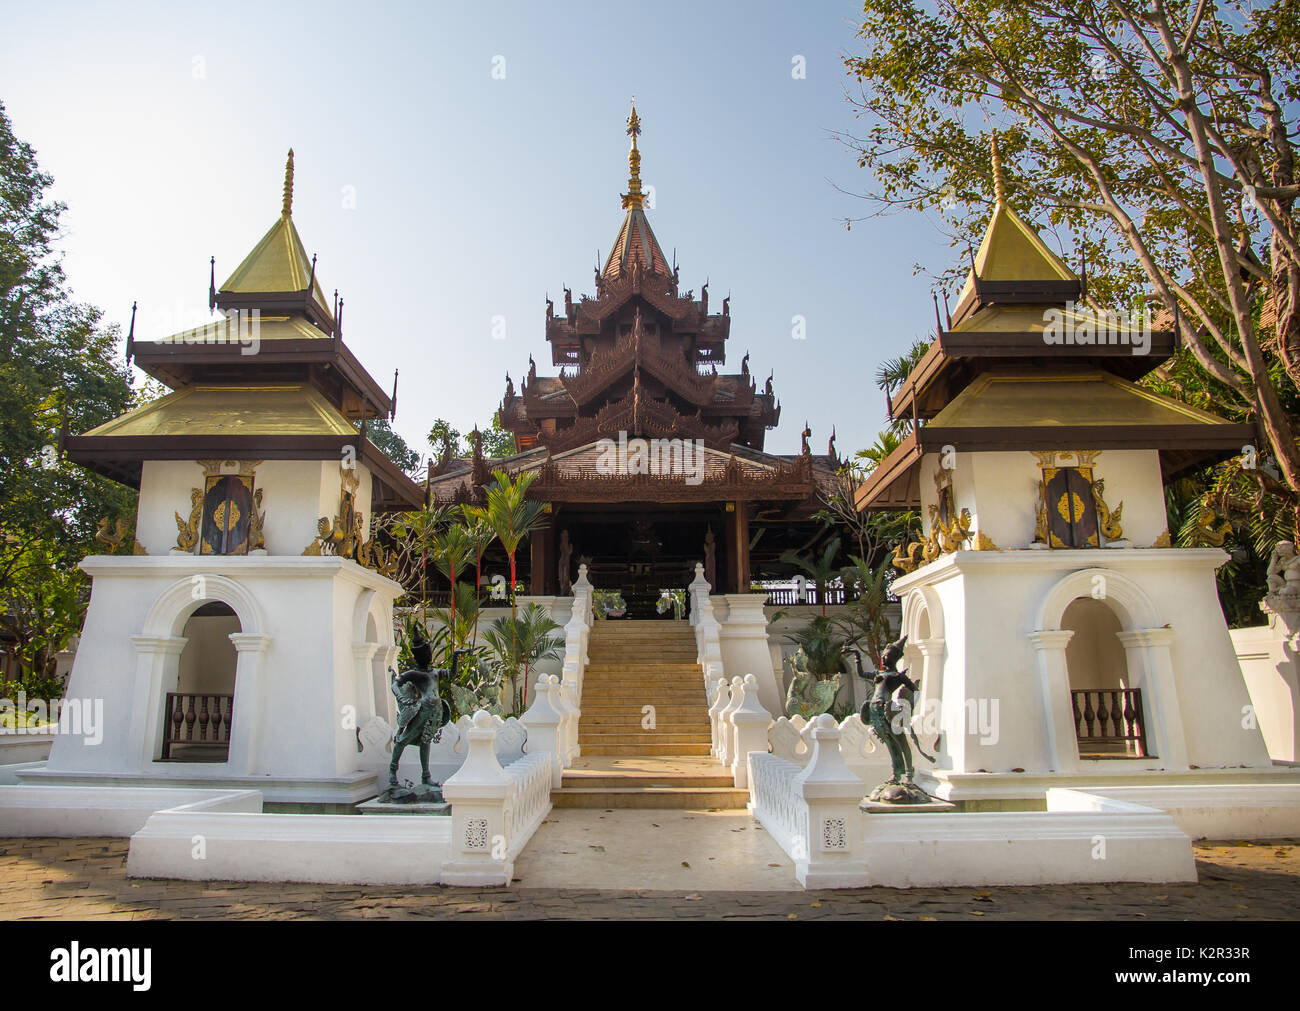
[381,633,466,804]
[863,635,934,804]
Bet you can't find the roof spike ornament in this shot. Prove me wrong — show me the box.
[990,132,1006,208]
[282,148,295,217]
[622,101,645,210]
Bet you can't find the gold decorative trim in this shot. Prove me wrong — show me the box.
[1151,530,1171,548]
[1091,478,1124,541]
[974,531,999,551]
[174,489,202,552]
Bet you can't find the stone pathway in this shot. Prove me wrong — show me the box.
[0,836,1297,919]
[514,809,799,890]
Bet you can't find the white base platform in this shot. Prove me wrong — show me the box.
[0,785,262,837]
[918,763,1300,804]
[854,789,1196,888]
[15,766,380,806]
[127,792,456,885]
[1062,783,1300,840]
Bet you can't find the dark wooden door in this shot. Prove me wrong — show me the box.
[1043,467,1099,548]
[200,474,254,555]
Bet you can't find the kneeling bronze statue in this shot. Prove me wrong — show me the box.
[380,632,468,804]
[863,634,934,804]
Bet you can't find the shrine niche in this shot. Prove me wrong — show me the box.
[171,460,265,556]
[1032,451,1123,549]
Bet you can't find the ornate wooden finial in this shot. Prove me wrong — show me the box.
[282,148,295,217]
[991,132,1006,207]
[125,301,137,363]
[622,101,645,210]
[208,256,216,311]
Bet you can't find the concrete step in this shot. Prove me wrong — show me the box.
[578,734,713,747]
[562,772,735,789]
[579,743,714,756]
[580,713,710,726]
[550,786,749,809]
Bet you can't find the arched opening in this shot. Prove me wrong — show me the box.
[162,601,241,762]
[1061,596,1147,758]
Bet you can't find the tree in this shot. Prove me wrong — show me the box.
[780,536,843,617]
[0,100,136,687]
[842,0,1300,531]
[362,417,420,476]
[480,414,517,457]
[483,469,549,706]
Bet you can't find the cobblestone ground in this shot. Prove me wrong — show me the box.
[0,837,1296,920]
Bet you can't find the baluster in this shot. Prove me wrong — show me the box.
[1095,692,1110,739]
[198,696,211,741]
[184,696,197,741]
[1082,692,1096,739]
[170,695,184,740]
[1071,691,1083,736]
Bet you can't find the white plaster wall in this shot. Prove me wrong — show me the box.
[919,450,1168,549]
[1231,622,1299,763]
[895,549,1272,776]
[136,459,374,557]
[45,555,400,785]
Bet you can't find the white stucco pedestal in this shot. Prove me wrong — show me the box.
[19,554,402,804]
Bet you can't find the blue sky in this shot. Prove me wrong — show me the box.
[2,0,959,459]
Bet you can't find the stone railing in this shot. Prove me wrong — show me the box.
[357,712,526,787]
[442,710,555,886]
[707,672,775,788]
[746,713,869,888]
[519,673,578,786]
[688,562,724,685]
[558,564,593,756]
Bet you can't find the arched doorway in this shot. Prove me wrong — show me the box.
[1061,596,1147,758]
[162,601,241,761]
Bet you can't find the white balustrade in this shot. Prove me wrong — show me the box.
[729,673,773,788]
[442,710,555,886]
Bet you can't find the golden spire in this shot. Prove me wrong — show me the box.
[282,148,295,218]
[990,132,1006,208]
[622,102,644,210]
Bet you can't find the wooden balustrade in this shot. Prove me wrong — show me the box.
[160,692,234,761]
[1071,687,1148,758]
[763,586,860,607]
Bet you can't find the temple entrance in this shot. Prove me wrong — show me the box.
[1061,597,1147,758]
[162,601,240,762]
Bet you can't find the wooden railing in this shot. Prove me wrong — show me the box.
[1071,688,1148,757]
[763,587,860,607]
[160,692,234,761]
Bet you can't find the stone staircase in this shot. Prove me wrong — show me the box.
[552,619,748,809]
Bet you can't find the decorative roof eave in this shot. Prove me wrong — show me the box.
[128,335,394,420]
[854,422,1255,511]
[427,441,818,506]
[889,327,1179,422]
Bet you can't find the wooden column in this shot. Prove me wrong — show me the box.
[530,515,554,595]
[732,499,750,592]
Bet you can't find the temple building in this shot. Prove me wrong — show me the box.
[428,106,842,608]
[855,139,1278,802]
[27,152,424,803]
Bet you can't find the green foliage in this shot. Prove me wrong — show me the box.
[779,536,842,616]
[835,554,896,669]
[0,100,136,685]
[481,603,562,710]
[362,417,420,475]
[782,615,848,679]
